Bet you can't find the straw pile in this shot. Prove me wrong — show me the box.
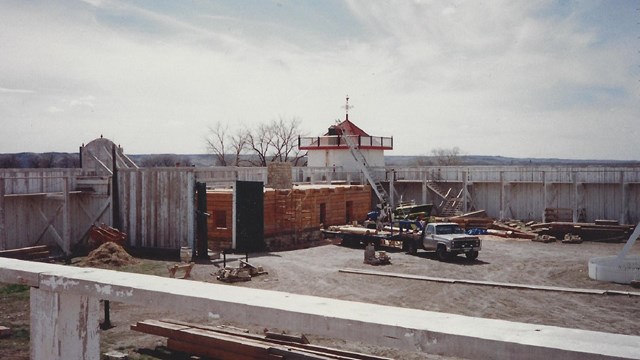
[81,242,136,268]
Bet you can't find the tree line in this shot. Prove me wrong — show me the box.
[205,116,305,166]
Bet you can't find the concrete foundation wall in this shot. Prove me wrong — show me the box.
[1,258,639,360]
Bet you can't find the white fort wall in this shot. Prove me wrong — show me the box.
[2,165,639,251]
[1,257,639,360]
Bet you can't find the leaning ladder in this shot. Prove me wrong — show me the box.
[340,125,391,208]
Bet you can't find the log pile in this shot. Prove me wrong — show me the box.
[488,219,635,243]
[131,319,393,360]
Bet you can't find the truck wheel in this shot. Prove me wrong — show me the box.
[465,250,479,261]
[406,241,417,255]
[436,245,449,261]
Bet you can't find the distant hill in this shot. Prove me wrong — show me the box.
[1,152,638,169]
[385,155,640,167]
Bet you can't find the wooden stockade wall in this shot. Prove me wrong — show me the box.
[3,165,640,252]
[207,184,371,251]
[0,169,111,253]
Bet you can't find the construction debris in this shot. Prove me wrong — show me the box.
[562,234,583,244]
[88,223,127,248]
[102,350,128,360]
[532,235,557,243]
[131,319,393,360]
[215,259,268,283]
[531,221,635,242]
[363,243,391,265]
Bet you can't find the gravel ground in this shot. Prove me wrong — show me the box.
[3,235,639,359]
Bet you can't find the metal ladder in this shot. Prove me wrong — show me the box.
[339,124,390,208]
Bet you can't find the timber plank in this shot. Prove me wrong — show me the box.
[158,319,393,360]
[167,338,259,360]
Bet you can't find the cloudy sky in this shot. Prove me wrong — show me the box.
[1,0,638,159]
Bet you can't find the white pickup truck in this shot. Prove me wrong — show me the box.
[398,222,481,261]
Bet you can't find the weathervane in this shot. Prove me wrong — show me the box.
[343,95,353,121]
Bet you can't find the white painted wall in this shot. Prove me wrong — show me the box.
[307,149,385,168]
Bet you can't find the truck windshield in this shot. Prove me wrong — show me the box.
[436,225,463,234]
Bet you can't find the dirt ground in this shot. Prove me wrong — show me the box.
[2,236,640,359]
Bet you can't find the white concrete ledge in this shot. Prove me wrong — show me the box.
[1,258,639,360]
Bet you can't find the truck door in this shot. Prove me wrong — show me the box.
[423,224,437,250]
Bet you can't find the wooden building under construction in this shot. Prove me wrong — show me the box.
[207,184,371,251]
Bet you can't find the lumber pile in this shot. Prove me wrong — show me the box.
[530,221,635,242]
[445,210,494,230]
[488,222,539,240]
[543,208,574,222]
[131,319,393,360]
[0,245,56,262]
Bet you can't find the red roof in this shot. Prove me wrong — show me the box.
[327,119,369,137]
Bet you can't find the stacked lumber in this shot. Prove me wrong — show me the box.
[0,245,56,262]
[543,208,574,222]
[488,222,539,240]
[131,319,393,360]
[530,222,635,242]
[445,210,494,230]
[206,185,372,251]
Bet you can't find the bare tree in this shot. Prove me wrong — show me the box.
[229,127,249,166]
[245,117,305,166]
[246,122,274,166]
[430,147,462,166]
[207,117,305,167]
[270,117,305,165]
[205,122,250,166]
[206,122,229,166]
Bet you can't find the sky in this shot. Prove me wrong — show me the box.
[0,0,638,160]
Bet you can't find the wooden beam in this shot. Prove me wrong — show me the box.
[35,202,64,246]
[62,177,71,255]
[0,177,5,250]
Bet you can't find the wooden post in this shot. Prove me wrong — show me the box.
[62,176,71,256]
[572,172,578,223]
[462,170,468,213]
[187,171,195,252]
[0,177,5,251]
[196,182,208,259]
[542,171,547,222]
[30,288,100,360]
[111,144,121,230]
[620,171,628,224]
[421,172,428,205]
[499,172,505,221]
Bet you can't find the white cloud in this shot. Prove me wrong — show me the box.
[0,0,636,159]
